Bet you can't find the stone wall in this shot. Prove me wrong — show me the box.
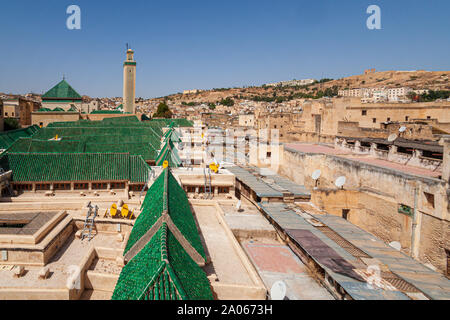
[277,146,449,274]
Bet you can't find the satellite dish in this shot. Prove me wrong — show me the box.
[335,176,346,189]
[389,241,401,251]
[399,126,407,133]
[270,281,287,300]
[388,134,398,142]
[312,170,321,180]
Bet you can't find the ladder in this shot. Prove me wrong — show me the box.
[203,167,212,199]
[81,203,98,241]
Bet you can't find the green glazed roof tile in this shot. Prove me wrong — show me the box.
[42,80,82,100]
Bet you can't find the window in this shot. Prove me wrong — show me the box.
[54,183,70,190]
[5,112,7,116]
[387,117,391,122]
[266,152,272,158]
[405,116,409,121]
[372,118,377,123]
[362,110,367,116]
[74,183,88,190]
[92,183,107,190]
[342,209,350,220]
[427,116,431,120]
[36,184,50,191]
[424,192,435,209]
[218,187,229,194]
[111,182,125,189]
[186,186,196,193]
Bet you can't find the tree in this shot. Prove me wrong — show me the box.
[219,97,234,107]
[4,118,20,131]
[153,102,173,118]
[208,103,216,110]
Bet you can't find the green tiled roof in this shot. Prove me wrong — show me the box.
[102,115,139,123]
[42,80,82,100]
[90,110,124,114]
[0,126,40,150]
[113,224,212,300]
[6,138,157,161]
[167,170,205,258]
[113,168,212,300]
[151,119,194,128]
[124,170,165,254]
[0,152,150,183]
[37,108,52,112]
[112,227,166,300]
[155,139,181,167]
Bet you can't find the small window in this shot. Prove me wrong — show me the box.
[266,152,272,158]
[342,209,350,220]
[405,116,409,121]
[362,110,367,116]
[424,192,435,209]
[372,118,377,123]
[387,118,391,122]
[5,112,7,116]
[427,116,431,120]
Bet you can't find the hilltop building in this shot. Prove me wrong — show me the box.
[123,49,136,114]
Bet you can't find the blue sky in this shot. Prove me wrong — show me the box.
[0,0,449,98]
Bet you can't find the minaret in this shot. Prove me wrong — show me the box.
[123,48,136,114]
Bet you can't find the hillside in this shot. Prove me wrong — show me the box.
[153,70,450,105]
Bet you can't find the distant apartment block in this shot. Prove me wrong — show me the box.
[339,87,416,103]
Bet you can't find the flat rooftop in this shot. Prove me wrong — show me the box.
[259,202,450,300]
[0,212,57,235]
[285,143,442,178]
[227,165,311,199]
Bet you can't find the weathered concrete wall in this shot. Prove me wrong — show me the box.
[312,189,413,254]
[278,147,449,274]
[418,213,450,273]
[32,112,80,127]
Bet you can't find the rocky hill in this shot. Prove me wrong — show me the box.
[152,70,450,105]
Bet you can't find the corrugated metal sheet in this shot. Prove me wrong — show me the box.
[227,166,283,198]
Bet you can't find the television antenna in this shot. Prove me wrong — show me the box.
[335,176,346,189]
[270,281,287,300]
[388,134,398,142]
[236,200,244,212]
